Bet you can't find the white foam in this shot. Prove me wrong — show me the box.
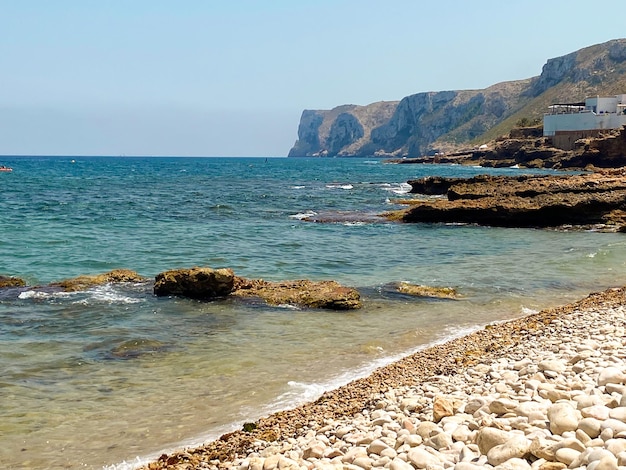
[77,285,143,305]
[325,183,353,190]
[289,211,317,220]
[290,185,305,189]
[18,290,73,300]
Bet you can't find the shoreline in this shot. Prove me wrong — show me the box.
[140,285,626,470]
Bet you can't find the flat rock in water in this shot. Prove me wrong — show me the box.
[51,269,145,292]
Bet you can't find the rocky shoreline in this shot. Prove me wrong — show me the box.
[139,286,626,470]
[385,169,626,230]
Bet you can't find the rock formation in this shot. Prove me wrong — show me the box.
[386,169,626,230]
[153,267,362,310]
[0,275,26,288]
[153,267,235,299]
[288,38,626,159]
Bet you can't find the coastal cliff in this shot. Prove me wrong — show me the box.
[288,38,626,158]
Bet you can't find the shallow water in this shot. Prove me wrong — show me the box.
[0,156,624,469]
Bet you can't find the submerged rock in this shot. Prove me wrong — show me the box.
[153,267,235,299]
[232,277,362,310]
[51,269,145,292]
[0,275,26,288]
[396,282,460,300]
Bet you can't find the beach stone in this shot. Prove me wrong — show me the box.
[538,360,566,374]
[605,438,626,455]
[407,447,442,469]
[302,443,326,460]
[453,463,483,470]
[426,432,453,450]
[490,398,519,415]
[601,419,626,434]
[609,406,626,421]
[390,457,414,470]
[591,456,619,470]
[367,439,390,456]
[494,457,532,470]
[416,422,441,440]
[433,396,455,422]
[547,402,579,435]
[581,404,611,420]
[598,367,626,386]
[352,456,374,469]
[487,435,532,466]
[476,427,513,454]
[536,463,566,470]
[554,447,580,466]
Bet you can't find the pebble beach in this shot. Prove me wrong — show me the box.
[141,286,626,470]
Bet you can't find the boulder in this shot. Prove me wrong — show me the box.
[52,269,145,292]
[154,267,235,299]
[232,278,361,310]
[0,275,26,288]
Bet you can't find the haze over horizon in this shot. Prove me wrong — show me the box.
[2,1,625,157]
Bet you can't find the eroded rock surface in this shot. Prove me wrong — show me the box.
[153,267,235,299]
[232,277,362,310]
[0,275,26,288]
[389,169,626,230]
[153,267,362,310]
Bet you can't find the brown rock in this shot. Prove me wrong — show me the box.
[390,170,626,229]
[154,267,235,299]
[0,275,26,288]
[432,395,454,422]
[397,282,459,300]
[232,277,361,310]
[52,269,145,292]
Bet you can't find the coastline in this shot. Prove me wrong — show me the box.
[140,285,626,470]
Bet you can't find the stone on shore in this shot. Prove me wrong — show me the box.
[141,286,626,470]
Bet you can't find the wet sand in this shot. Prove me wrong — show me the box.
[140,286,626,470]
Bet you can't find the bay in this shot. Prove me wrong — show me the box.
[0,156,624,469]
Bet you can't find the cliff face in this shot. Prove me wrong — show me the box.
[288,38,626,158]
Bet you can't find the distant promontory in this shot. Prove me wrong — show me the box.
[288,39,626,158]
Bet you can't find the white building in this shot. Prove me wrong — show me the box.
[543,94,626,136]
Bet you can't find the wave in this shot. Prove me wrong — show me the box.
[289,210,317,220]
[325,183,353,190]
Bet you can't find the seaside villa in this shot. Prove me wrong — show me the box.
[544,94,626,150]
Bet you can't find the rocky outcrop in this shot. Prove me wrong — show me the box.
[288,38,626,158]
[51,269,145,292]
[153,267,362,310]
[154,267,236,299]
[388,170,626,230]
[232,278,362,310]
[0,275,26,288]
[389,125,626,170]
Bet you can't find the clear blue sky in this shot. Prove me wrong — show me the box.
[1,1,625,157]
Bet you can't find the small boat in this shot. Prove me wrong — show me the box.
[0,166,12,172]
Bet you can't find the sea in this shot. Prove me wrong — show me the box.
[1,156,625,469]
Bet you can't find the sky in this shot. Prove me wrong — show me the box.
[1,1,625,157]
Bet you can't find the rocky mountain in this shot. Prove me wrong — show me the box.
[288,38,626,158]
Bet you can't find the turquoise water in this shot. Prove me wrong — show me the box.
[1,156,625,469]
